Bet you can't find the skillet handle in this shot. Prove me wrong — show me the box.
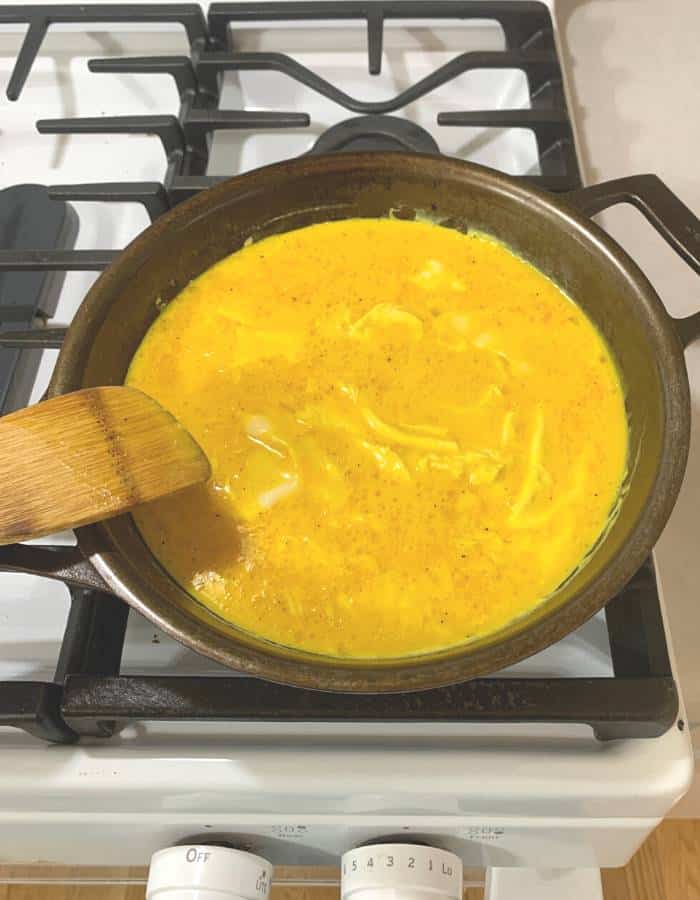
[0,543,110,592]
[564,174,700,348]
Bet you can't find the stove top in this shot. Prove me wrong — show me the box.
[0,0,680,745]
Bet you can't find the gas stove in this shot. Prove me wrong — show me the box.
[0,2,693,898]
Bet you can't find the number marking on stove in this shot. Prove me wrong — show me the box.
[344,852,456,874]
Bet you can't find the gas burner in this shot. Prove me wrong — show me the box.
[310,116,440,155]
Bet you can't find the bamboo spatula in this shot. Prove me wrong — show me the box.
[0,386,210,545]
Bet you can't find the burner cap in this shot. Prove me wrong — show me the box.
[310,116,439,155]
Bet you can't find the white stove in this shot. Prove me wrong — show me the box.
[0,2,694,898]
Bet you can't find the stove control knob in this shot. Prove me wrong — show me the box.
[147,845,272,900]
[342,844,462,900]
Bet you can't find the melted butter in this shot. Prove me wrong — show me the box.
[126,219,628,658]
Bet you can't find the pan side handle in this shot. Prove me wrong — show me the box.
[0,543,110,592]
[564,175,700,348]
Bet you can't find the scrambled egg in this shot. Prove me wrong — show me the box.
[126,219,628,658]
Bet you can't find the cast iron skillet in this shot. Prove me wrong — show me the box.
[1,153,699,692]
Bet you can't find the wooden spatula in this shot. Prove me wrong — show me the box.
[0,386,210,545]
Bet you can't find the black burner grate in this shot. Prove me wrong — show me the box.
[0,1,679,743]
[0,0,581,260]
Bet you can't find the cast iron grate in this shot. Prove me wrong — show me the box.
[0,1,678,743]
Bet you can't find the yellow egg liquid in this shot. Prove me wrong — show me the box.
[127,218,628,658]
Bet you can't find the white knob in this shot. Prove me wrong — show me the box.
[342,844,462,900]
[147,845,273,900]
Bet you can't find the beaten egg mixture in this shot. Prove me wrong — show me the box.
[127,218,628,658]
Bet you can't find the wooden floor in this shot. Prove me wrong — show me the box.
[601,820,700,900]
[0,820,697,900]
